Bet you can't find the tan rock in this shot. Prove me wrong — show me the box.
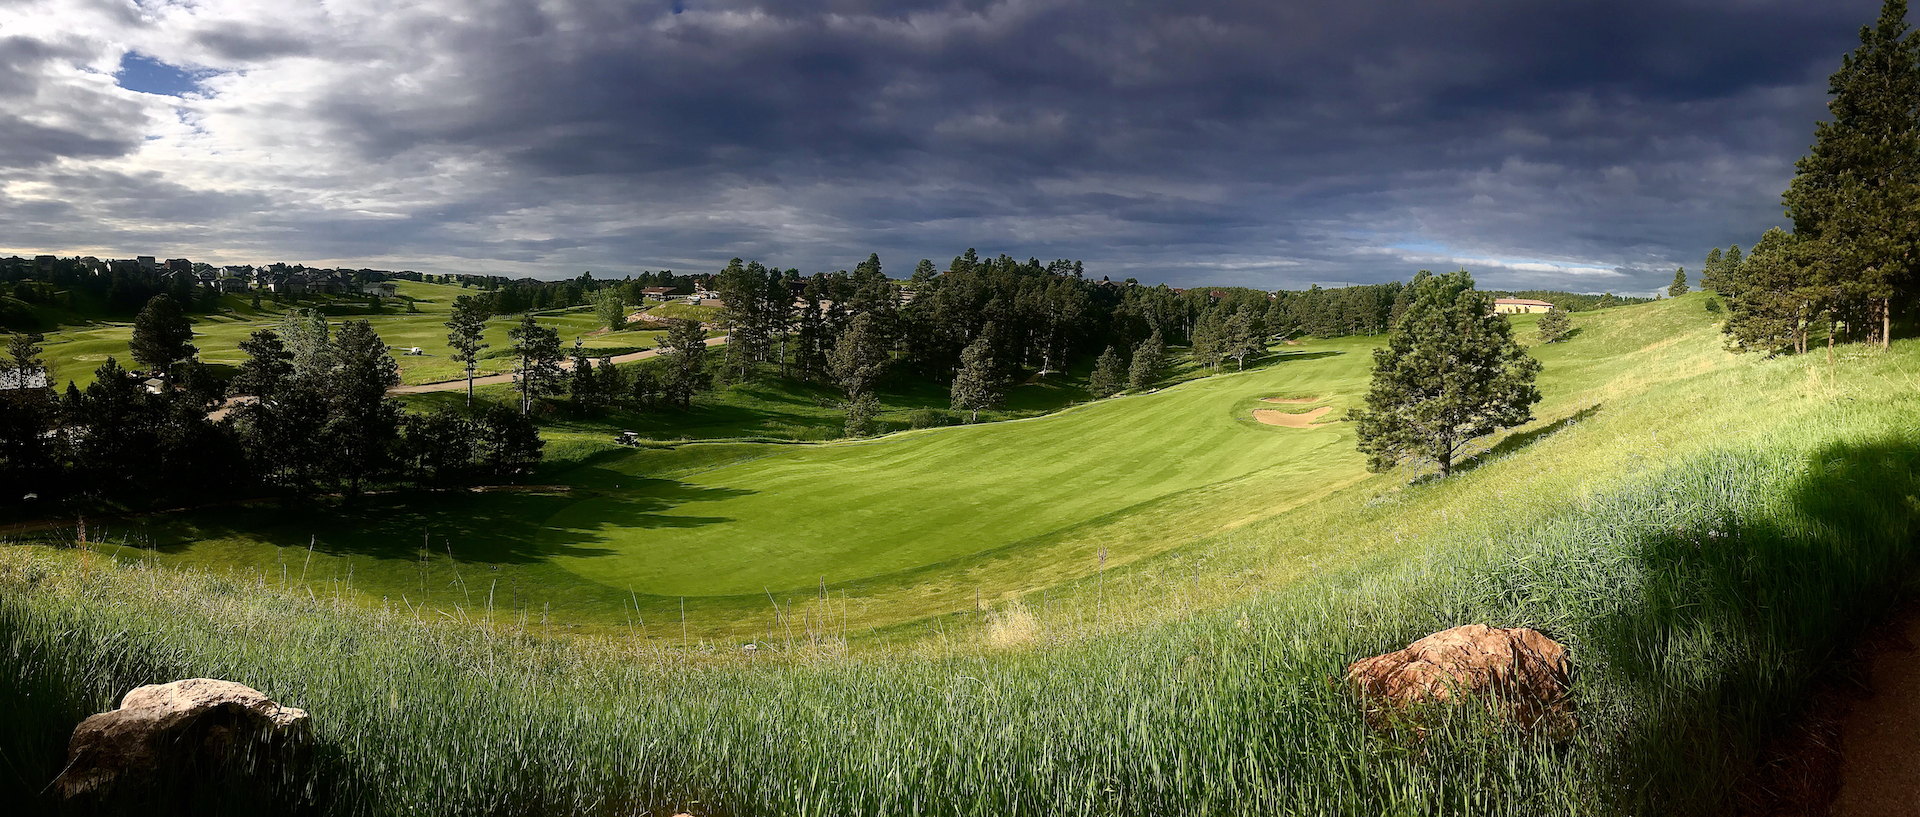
[54,677,310,800]
[1345,624,1573,731]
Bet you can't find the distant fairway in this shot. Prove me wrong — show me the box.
[539,344,1369,598]
[32,280,669,388]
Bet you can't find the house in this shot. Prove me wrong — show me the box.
[1492,298,1555,315]
[362,281,398,298]
[639,286,675,301]
[136,256,157,273]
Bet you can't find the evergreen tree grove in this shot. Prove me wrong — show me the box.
[1781,0,1920,349]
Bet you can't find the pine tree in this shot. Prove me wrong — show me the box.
[1189,309,1224,371]
[1781,0,1920,349]
[661,318,709,409]
[569,348,598,410]
[912,259,939,283]
[1537,306,1573,343]
[1723,228,1822,356]
[950,329,1007,423]
[844,391,879,437]
[717,258,774,380]
[1224,306,1263,370]
[445,295,490,406]
[5,331,46,385]
[1128,330,1165,391]
[1669,268,1690,297]
[828,312,889,400]
[508,313,564,414]
[1088,345,1124,398]
[233,330,295,399]
[324,320,402,495]
[1700,248,1726,292]
[280,308,333,381]
[129,294,197,385]
[1351,271,1542,478]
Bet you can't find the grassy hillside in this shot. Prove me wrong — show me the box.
[3,294,1918,815]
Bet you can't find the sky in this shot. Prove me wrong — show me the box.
[0,0,1894,293]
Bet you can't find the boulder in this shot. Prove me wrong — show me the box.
[1345,624,1572,731]
[54,678,311,801]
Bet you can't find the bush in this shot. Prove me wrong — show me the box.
[909,408,961,429]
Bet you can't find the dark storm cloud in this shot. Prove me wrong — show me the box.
[0,0,1895,292]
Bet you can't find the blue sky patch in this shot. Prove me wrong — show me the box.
[116,52,201,97]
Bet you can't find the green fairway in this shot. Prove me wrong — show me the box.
[27,280,669,388]
[80,336,1372,636]
[48,294,1746,640]
[538,346,1366,598]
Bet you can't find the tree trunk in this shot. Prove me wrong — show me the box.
[1881,296,1892,350]
[1437,449,1451,478]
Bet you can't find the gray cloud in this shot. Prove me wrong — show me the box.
[0,0,1891,293]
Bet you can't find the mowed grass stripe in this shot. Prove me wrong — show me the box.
[537,345,1372,597]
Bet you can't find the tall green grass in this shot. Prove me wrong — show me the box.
[4,384,1916,815]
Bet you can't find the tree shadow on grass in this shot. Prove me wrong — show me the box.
[1258,350,1344,367]
[1559,434,1920,814]
[149,477,751,565]
[1440,403,1604,480]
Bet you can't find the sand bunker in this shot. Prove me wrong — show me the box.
[1253,406,1334,428]
[1261,396,1320,404]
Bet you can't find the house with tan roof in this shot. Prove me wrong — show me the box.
[1492,298,1554,314]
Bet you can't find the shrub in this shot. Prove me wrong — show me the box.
[909,408,961,429]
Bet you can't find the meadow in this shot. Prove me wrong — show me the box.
[3,293,1918,815]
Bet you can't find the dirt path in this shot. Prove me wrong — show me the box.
[1831,616,1920,816]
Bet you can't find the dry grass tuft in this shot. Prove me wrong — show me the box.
[984,599,1040,648]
